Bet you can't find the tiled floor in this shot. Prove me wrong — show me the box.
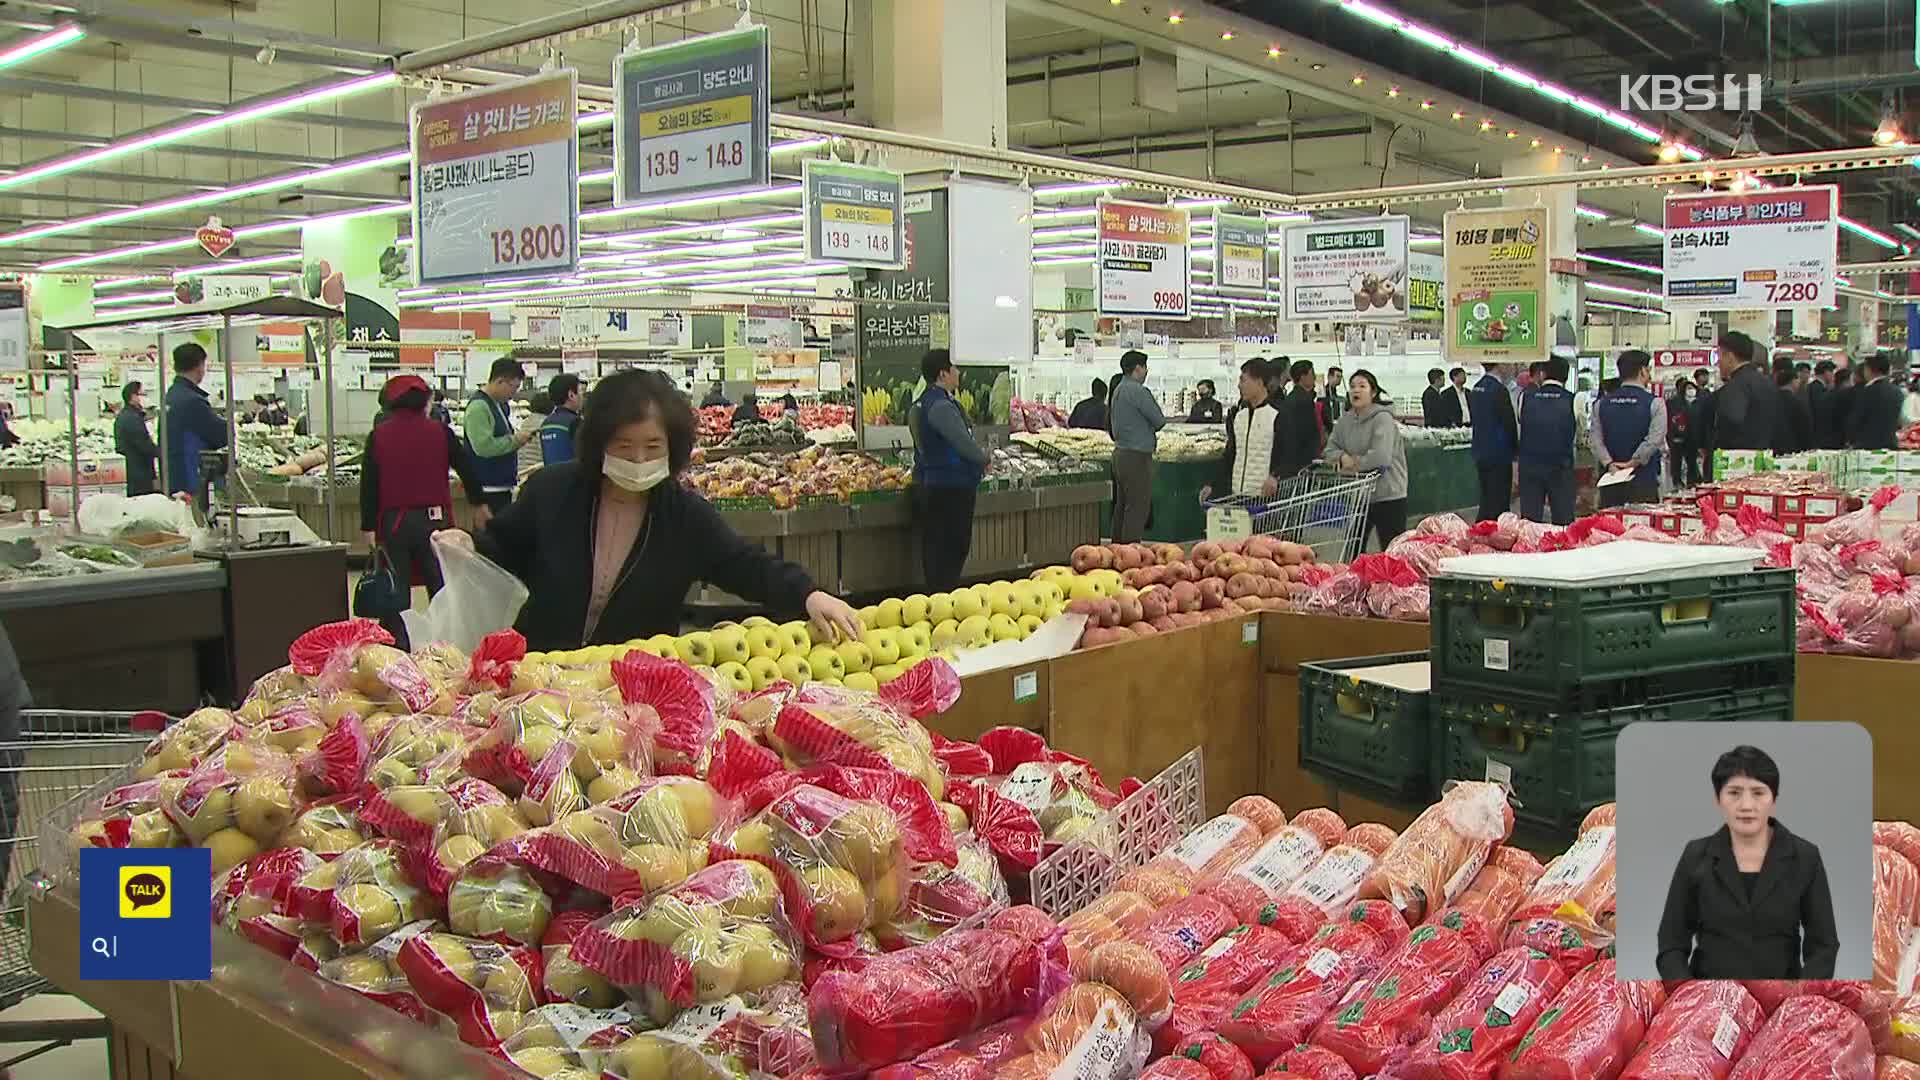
[0,995,109,1079]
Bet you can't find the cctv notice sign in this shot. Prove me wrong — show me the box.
[1662,186,1837,310]
[1212,212,1269,293]
[1443,206,1550,363]
[411,70,580,287]
[615,24,771,204]
[1283,215,1411,322]
[804,159,905,270]
[1098,199,1190,319]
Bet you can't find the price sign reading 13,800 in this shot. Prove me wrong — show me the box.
[491,224,569,267]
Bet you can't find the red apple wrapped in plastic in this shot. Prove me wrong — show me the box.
[1502,959,1666,1080]
[1263,842,1387,944]
[1307,908,1498,1075]
[1618,979,1765,1080]
[1385,944,1568,1080]
[1727,993,1876,1080]
[1204,824,1330,926]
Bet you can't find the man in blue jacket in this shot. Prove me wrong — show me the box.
[1469,361,1519,521]
[163,343,230,497]
[1517,353,1577,525]
[540,373,582,465]
[462,357,529,519]
[1590,349,1667,508]
[907,349,989,590]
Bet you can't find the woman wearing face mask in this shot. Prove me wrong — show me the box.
[1319,369,1408,550]
[443,369,862,651]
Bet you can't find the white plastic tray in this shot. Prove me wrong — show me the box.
[1435,540,1762,588]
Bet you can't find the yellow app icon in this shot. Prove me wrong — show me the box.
[118,866,171,919]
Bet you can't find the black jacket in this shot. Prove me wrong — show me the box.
[474,463,817,651]
[1846,378,1904,450]
[113,405,160,497]
[1421,386,1446,429]
[1710,364,1779,451]
[1772,387,1813,455]
[1277,385,1323,477]
[1186,398,1224,424]
[1830,383,1859,448]
[1066,398,1107,430]
[1691,387,1717,453]
[1656,819,1840,981]
[1805,381,1840,450]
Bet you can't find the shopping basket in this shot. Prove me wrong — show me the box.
[1201,465,1380,562]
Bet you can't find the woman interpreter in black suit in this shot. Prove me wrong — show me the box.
[1656,745,1841,981]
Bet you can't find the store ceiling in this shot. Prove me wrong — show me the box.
[0,0,1911,302]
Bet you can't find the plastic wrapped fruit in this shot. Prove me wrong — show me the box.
[1510,825,1616,940]
[724,780,909,948]
[68,774,189,852]
[540,911,620,1009]
[1360,781,1513,925]
[494,776,734,905]
[1619,980,1765,1080]
[288,619,437,715]
[462,686,638,797]
[363,714,473,791]
[1204,824,1329,926]
[602,993,813,1080]
[278,797,366,857]
[325,839,437,949]
[1386,944,1569,1080]
[1062,890,1159,972]
[1017,981,1153,1078]
[1445,845,1543,927]
[1266,1044,1359,1079]
[1727,994,1875,1080]
[393,930,543,1048]
[136,706,234,778]
[446,858,552,947]
[161,741,299,848]
[770,693,947,802]
[1504,959,1667,1080]
[1217,900,1411,1067]
[1162,924,1295,1047]
[1167,1030,1255,1080]
[315,919,434,1022]
[1128,893,1238,979]
[1307,908,1498,1075]
[1263,843,1384,943]
[1874,846,1920,989]
[500,1004,639,1077]
[1142,812,1272,890]
[875,835,1010,950]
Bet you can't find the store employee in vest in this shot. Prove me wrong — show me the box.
[164,342,230,496]
[1469,361,1519,521]
[908,349,989,591]
[463,357,532,520]
[1517,352,1577,526]
[1200,358,1282,502]
[541,374,583,465]
[1589,349,1667,509]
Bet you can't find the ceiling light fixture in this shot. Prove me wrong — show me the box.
[1219,30,1234,41]
[1267,46,1283,58]
[1840,217,1901,248]
[39,202,408,271]
[1386,86,1401,97]
[1875,95,1904,146]
[1351,74,1366,86]
[0,24,85,69]
[1167,12,1184,24]
[1451,110,1465,121]
[1579,252,1662,275]
[1657,140,1683,163]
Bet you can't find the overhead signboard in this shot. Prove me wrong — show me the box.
[614,24,770,204]
[1662,185,1838,310]
[0,284,24,372]
[1212,211,1269,294]
[173,274,271,307]
[1283,214,1411,322]
[1407,250,1444,323]
[804,159,905,270]
[411,70,580,287]
[1097,199,1190,319]
[1443,206,1550,364]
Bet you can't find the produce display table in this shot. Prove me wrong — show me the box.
[1096,457,1217,543]
[1403,442,1479,517]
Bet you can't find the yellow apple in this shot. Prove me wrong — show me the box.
[714,661,754,694]
[745,625,784,660]
[957,615,992,649]
[871,663,903,684]
[844,672,879,692]
[675,632,715,667]
[645,634,680,658]
[1016,583,1048,620]
[1035,580,1065,606]
[986,584,1017,619]
[930,619,960,651]
[952,589,985,621]
[1018,614,1044,637]
[807,645,845,682]
[857,605,879,627]
[864,628,901,667]
[743,656,782,691]
[710,627,750,666]
[778,621,812,655]
[742,615,774,628]
[1044,601,1065,620]
[875,597,905,629]
[897,623,932,657]
[835,640,873,674]
[901,594,931,625]
[1088,569,1122,596]
[1068,576,1101,601]
[928,592,955,624]
[776,654,813,685]
[987,613,1023,642]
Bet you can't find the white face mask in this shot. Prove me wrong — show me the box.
[603,453,670,493]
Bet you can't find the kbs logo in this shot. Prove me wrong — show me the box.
[1619,74,1762,113]
[118,866,170,919]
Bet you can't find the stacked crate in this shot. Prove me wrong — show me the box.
[43,455,126,517]
[1425,567,1797,837]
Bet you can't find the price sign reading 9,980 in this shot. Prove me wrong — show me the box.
[411,71,580,287]
[615,24,770,203]
[804,160,905,271]
[1097,199,1191,319]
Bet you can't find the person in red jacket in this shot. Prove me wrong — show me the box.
[360,374,485,642]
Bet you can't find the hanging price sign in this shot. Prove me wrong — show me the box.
[615,24,770,203]
[1662,186,1837,310]
[1212,211,1269,293]
[804,159,905,270]
[411,70,580,287]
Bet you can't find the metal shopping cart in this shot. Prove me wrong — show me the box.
[1201,465,1381,562]
[0,709,166,1066]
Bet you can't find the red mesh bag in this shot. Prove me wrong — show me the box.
[1308,908,1497,1075]
[1217,901,1410,1067]
[1502,958,1666,1080]
[868,1017,1028,1079]
[1619,979,1765,1080]
[1728,994,1875,1080]
[611,650,718,774]
[1385,944,1568,1080]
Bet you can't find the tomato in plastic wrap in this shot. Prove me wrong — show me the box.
[1264,845,1381,944]
[1502,959,1666,1080]
[806,924,1066,1073]
[1145,813,1269,889]
[1508,826,1616,939]
[1266,1044,1360,1079]
[1217,902,1410,1066]
[1386,944,1568,1080]
[1361,782,1514,925]
[1619,979,1766,1080]
[1205,827,1329,926]
[1131,894,1240,978]
[1168,1029,1256,1080]
[1500,917,1603,981]
[1728,994,1875,1080]
[1308,909,1496,1075]
[1874,846,1920,989]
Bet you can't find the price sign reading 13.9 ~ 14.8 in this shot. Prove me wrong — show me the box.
[410,70,580,287]
[615,24,770,204]
[804,159,905,271]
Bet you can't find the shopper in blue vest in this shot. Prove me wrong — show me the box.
[541,374,583,466]
[462,357,529,522]
[908,349,989,591]
[1468,361,1519,522]
[163,342,231,497]
[1589,349,1667,509]
[1517,353,1577,525]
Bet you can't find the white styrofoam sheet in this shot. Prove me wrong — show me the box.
[1435,540,1762,587]
[1336,660,1432,693]
[945,611,1088,677]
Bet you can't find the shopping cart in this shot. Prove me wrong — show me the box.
[0,709,166,1065]
[1201,465,1381,562]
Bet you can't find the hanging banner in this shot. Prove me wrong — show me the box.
[1283,214,1410,321]
[614,24,770,205]
[744,304,797,348]
[1097,199,1190,319]
[1408,250,1444,323]
[804,159,905,270]
[1212,211,1269,294]
[173,274,271,307]
[411,70,579,287]
[303,213,400,346]
[0,284,23,372]
[1442,206,1549,364]
[1662,185,1837,310]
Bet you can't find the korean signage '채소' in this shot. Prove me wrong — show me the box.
[1662,185,1837,310]
[410,70,580,287]
[1098,199,1190,319]
[1443,206,1549,364]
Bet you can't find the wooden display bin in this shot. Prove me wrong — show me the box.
[1796,652,1920,824]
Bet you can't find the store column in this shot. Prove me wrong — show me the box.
[1501,151,1581,351]
[853,0,1007,151]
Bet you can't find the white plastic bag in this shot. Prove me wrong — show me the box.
[77,493,196,538]
[401,532,528,652]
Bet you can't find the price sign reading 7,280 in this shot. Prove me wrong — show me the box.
[804,159,906,271]
[615,24,771,204]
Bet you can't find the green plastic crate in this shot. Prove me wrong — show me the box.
[1431,684,1796,833]
[1428,569,1795,705]
[1299,652,1434,803]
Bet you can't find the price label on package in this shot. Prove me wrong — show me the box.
[410,70,580,286]
[614,24,770,203]
[804,159,905,270]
